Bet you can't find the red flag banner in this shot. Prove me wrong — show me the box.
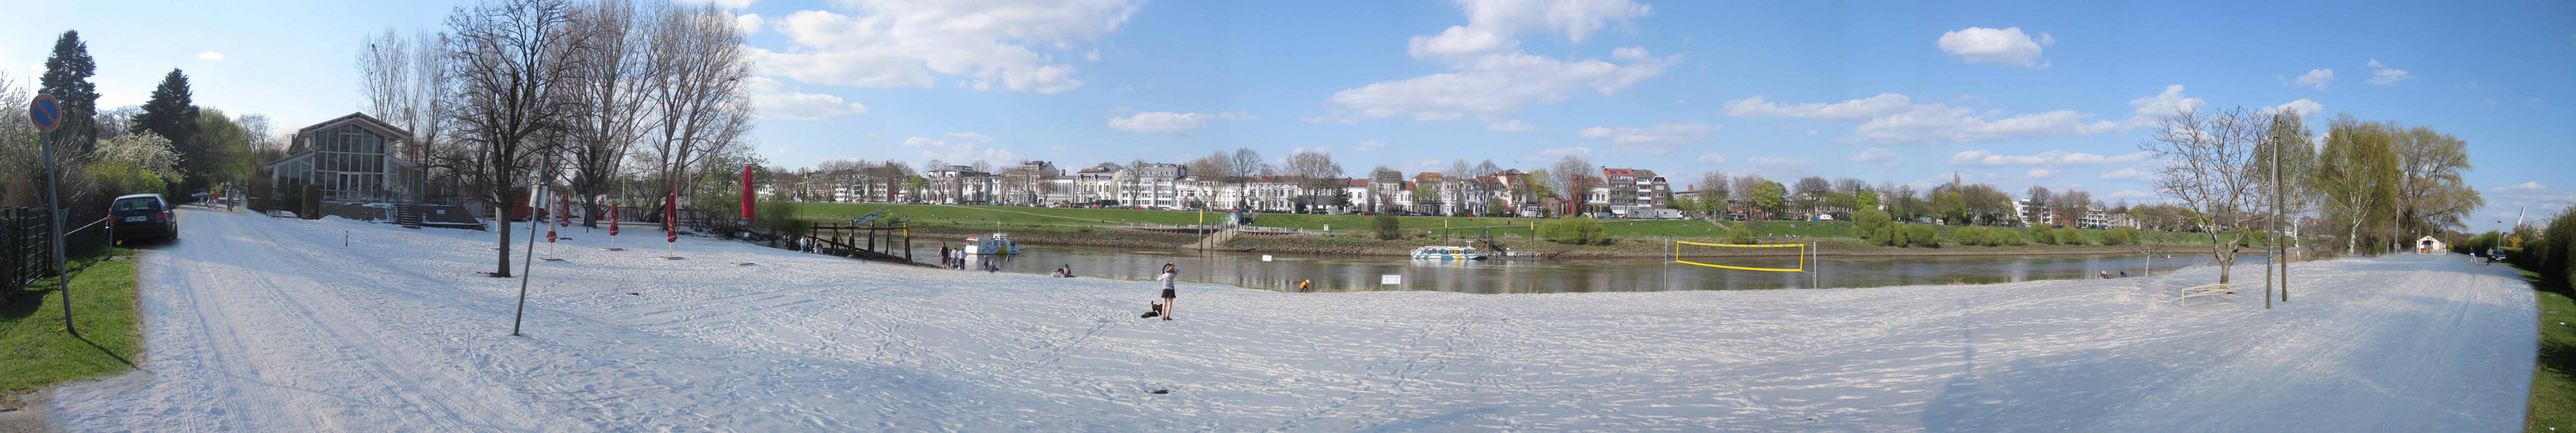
[609,206,620,236]
[742,165,755,221]
[665,193,678,243]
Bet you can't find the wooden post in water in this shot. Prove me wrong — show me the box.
[903,223,912,262]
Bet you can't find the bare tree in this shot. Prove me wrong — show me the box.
[643,2,752,206]
[1280,151,1343,212]
[359,29,414,128]
[561,0,656,226]
[2139,106,2271,285]
[447,0,592,277]
[1551,155,1592,216]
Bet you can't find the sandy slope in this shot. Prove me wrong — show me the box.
[50,208,2534,431]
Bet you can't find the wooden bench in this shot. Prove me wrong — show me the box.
[2175,283,2237,307]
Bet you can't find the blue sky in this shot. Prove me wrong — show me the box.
[5,0,2572,231]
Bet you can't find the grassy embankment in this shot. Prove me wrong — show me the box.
[2521,266,2576,432]
[0,247,141,405]
[788,203,2222,256]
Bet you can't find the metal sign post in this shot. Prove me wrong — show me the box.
[512,155,549,336]
[29,94,68,335]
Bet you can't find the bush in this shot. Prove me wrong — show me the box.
[2028,225,2056,245]
[2057,227,2086,246]
[2101,227,2140,246]
[2004,229,2028,246]
[757,201,807,238]
[1874,225,1905,246]
[1905,224,1940,248]
[1853,208,1892,236]
[1730,223,1757,244]
[1539,217,1608,245]
[1372,214,1403,240]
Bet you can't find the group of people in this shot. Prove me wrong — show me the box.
[1048,265,1076,277]
[935,244,989,271]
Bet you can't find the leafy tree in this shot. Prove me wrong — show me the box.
[40,30,102,152]
[191,108,256,189]
[2057,227,2085,245]
[2029,225,2056,244]
[133,69,202,158]
[1750,180,1786,219]
[1855,189,1879,212]
[2314,115,2400,255]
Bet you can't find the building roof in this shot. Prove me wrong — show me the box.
[294,113,414,145]
[1602,168,1635,178]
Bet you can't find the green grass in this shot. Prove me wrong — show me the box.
[0,247,142,397]
[2522,267,2576,432]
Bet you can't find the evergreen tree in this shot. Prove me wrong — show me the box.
[133,69,203,190]
[39,30,101,152]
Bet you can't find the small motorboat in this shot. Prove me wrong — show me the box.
[1410,245,1486,260]
[965,233,1022,255]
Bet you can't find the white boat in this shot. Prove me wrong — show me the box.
[1409,245,1486,260]
[965,233,1022,255]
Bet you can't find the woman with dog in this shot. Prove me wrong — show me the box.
[1141,263,1178,320]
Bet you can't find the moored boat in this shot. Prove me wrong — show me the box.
[965,233,1022,255]
[1409,245,1486,260]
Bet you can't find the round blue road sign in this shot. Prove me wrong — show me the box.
[29,94,60,132]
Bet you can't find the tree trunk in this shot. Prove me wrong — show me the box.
[495,210,514,277]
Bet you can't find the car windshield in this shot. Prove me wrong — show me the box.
[112,198,158,211]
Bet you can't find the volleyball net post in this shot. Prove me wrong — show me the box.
[1672,241,1821,289]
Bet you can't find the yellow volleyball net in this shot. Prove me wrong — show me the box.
[1671,241,1810,272]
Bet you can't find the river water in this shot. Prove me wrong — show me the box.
[907,243,2270,294]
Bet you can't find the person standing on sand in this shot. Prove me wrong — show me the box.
[939,244,952,268]
[1142,263,1178,320]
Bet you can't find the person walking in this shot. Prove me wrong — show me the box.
[1141,263,1179,320]
[938,244,952,268]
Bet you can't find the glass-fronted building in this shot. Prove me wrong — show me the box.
[260,113,421,203]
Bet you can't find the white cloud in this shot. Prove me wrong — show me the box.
[1721,94,1911,120]
[1487,120,1539,132]
[1695,152,1728,164]
[736,13,766,36]
[2126,84,2204,124]
[1332,1,1673,122]
[899,136,1017,164]
[2026,168,2058,178]
[1405,0,1651,60]
[1575,122,1717,155]
[2267,99,2323,117]
[1745,156,1809,171]
[1846,147,1899,167]
[745,76,869,120]
[2099,167,2149,180]
[1106,111,1249,133]
[1331,50,1678,121]
[2282,68,2333,90]
[1356,140,1386,152]
[1537,146,1592,157]
[1762,86,2194,145]
[1853,105,2118,144]
[683,0,755,9]
[1805,130,1819,136]
[2365,58,2413,85]
[2105,189,2158,200]
[196,51,224,61]
[753,0,1145,94]
[1949,150,2149,166]
[2491,181,2576,205]
[1937,27,2052,68]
